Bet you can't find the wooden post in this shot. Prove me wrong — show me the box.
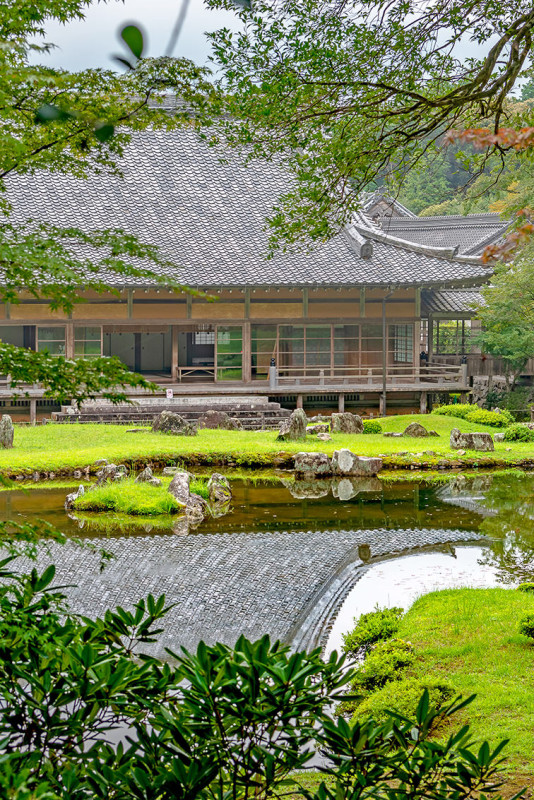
[296,394,303,409]
[29,399,37,426]
[171,325,179,381]
[338,393,345,412]
[242,322,252,383]
[379,393,385,416]
[65,324,75,360]
[419,391,427,414]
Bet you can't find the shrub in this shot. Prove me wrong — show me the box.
[433,403,474,419]
[464,408,513,428]
[363,419,382,434]
[190,478,209,499]
[351,678,455,726]
[342,607,404,655]
[503,423,534,443]
[518,613,534,639]
[517,582,534,594]
[352,638,414,691]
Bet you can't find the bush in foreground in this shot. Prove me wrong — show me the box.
[517,582,534,593]
[342,606,404,654]
[0,559,511,800]
[518,612,534,639]
[362,419,382,434]
[351,638,415,691]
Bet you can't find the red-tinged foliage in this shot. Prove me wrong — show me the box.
[482,217,534,263]
[446,127,534,151]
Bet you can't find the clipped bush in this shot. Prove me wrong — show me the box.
[351,678,455,725]
[464,408,513,428]
[433,403,474,419]
[517,582,534,594]
[342,607,403,655]
[363,419,382,434]
[73,478,181,516]
[352,638,414,691]
[518,613,534,639]
[503,424,534,443]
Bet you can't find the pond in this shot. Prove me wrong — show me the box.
[1,470,533,656]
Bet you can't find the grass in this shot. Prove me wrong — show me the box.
[73,477,182,516]
[395,588,534,780]
[2,413,534,475]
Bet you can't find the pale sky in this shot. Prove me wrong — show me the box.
[32,0,241,71]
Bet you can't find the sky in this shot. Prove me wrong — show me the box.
[32,0,241,71]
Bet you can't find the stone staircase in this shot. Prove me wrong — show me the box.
[50,396,291,430]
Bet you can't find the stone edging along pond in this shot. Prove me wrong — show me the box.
[5,450,534,482]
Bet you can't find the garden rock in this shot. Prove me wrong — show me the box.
[0,415,14,449]
[332,477,382,502]
[316,432,332,442]
[403,422,429,437]
[293,451,331,477]
[185,493,208,524]
[207,473,232,504]
[152,411,197,436]
[162,466,178,476]
[96,463,127,486]
[450,428,494,452]
[167,471,191,506]
[93,458,108,466]
[307,423,329,435]
[135,466,162,487]
[383,432,403,438]
[331,449,382,476]
[65,484,85,510]
[331,412,363,434]
[198,410,243,430]
[277,408,308,441]
[428,430,440,437]
[494,432,505,442]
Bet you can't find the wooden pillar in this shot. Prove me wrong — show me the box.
[296,394,303,409]
[171,325,179,381]
[29,399,37,426]
[419,391,427,414]
[379,393,385,416]
[242,322,252,383]
[65,323,75,360]
[338,393,345,412]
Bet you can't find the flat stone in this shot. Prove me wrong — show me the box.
[307,424,330,435]
[277,408,308,441]
[286,479,331,499]
[494,432,505,442]
[331,412,363,434]
[162,466,178,476]
[293,451,332,477]
[450,428,494,452]
[152,411,197,437]
[383,432,403,438]
[316,432,332,442]
[198,410,242,430]
[331,449,382,477]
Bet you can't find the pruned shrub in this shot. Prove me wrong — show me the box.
[518,613,534,639]
[503,424,534,443]
[517,582,534,594]
[342,607,404,655]
[351,678,455,726]
[352,638,414,691]
[464,408,513,428]
[363,419,382,434]
[433,403,474,419]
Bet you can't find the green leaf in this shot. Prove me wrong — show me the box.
[120,24,144,59]
[94,124,115,143]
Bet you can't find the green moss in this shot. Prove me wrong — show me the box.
[73,478,182,516]
[351,678,454,726]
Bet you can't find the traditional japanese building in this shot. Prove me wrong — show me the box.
[2,125,509,415]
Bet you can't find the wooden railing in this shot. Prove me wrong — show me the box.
[273,362,466,387]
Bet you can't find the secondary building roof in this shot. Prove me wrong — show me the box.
[380,213,509,256]
[6,127,493,290]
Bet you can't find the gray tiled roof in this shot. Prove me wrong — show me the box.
[6,128,492,289]
[422,289,483,314]
[381,214,509,256]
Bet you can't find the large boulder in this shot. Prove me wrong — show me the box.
[293,451,332,477]
[167,471,191,505]
[207,473,232,504]
[331,449,382,476]
[331,412,363,434]
[0,414,14,449]
[198,410,243,431]
[152,411,197,436]
[277,408,308,441]
[185,493,208,524]
[450,428,495,452]
[403,422,429,438]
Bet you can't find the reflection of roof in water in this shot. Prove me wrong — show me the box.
[25,526,483,655]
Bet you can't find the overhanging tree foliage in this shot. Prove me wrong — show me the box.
[203,0,534,247]
[0,1,214,401]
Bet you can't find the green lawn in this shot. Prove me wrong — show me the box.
[397,588,534,781]
[2,413,534,474]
